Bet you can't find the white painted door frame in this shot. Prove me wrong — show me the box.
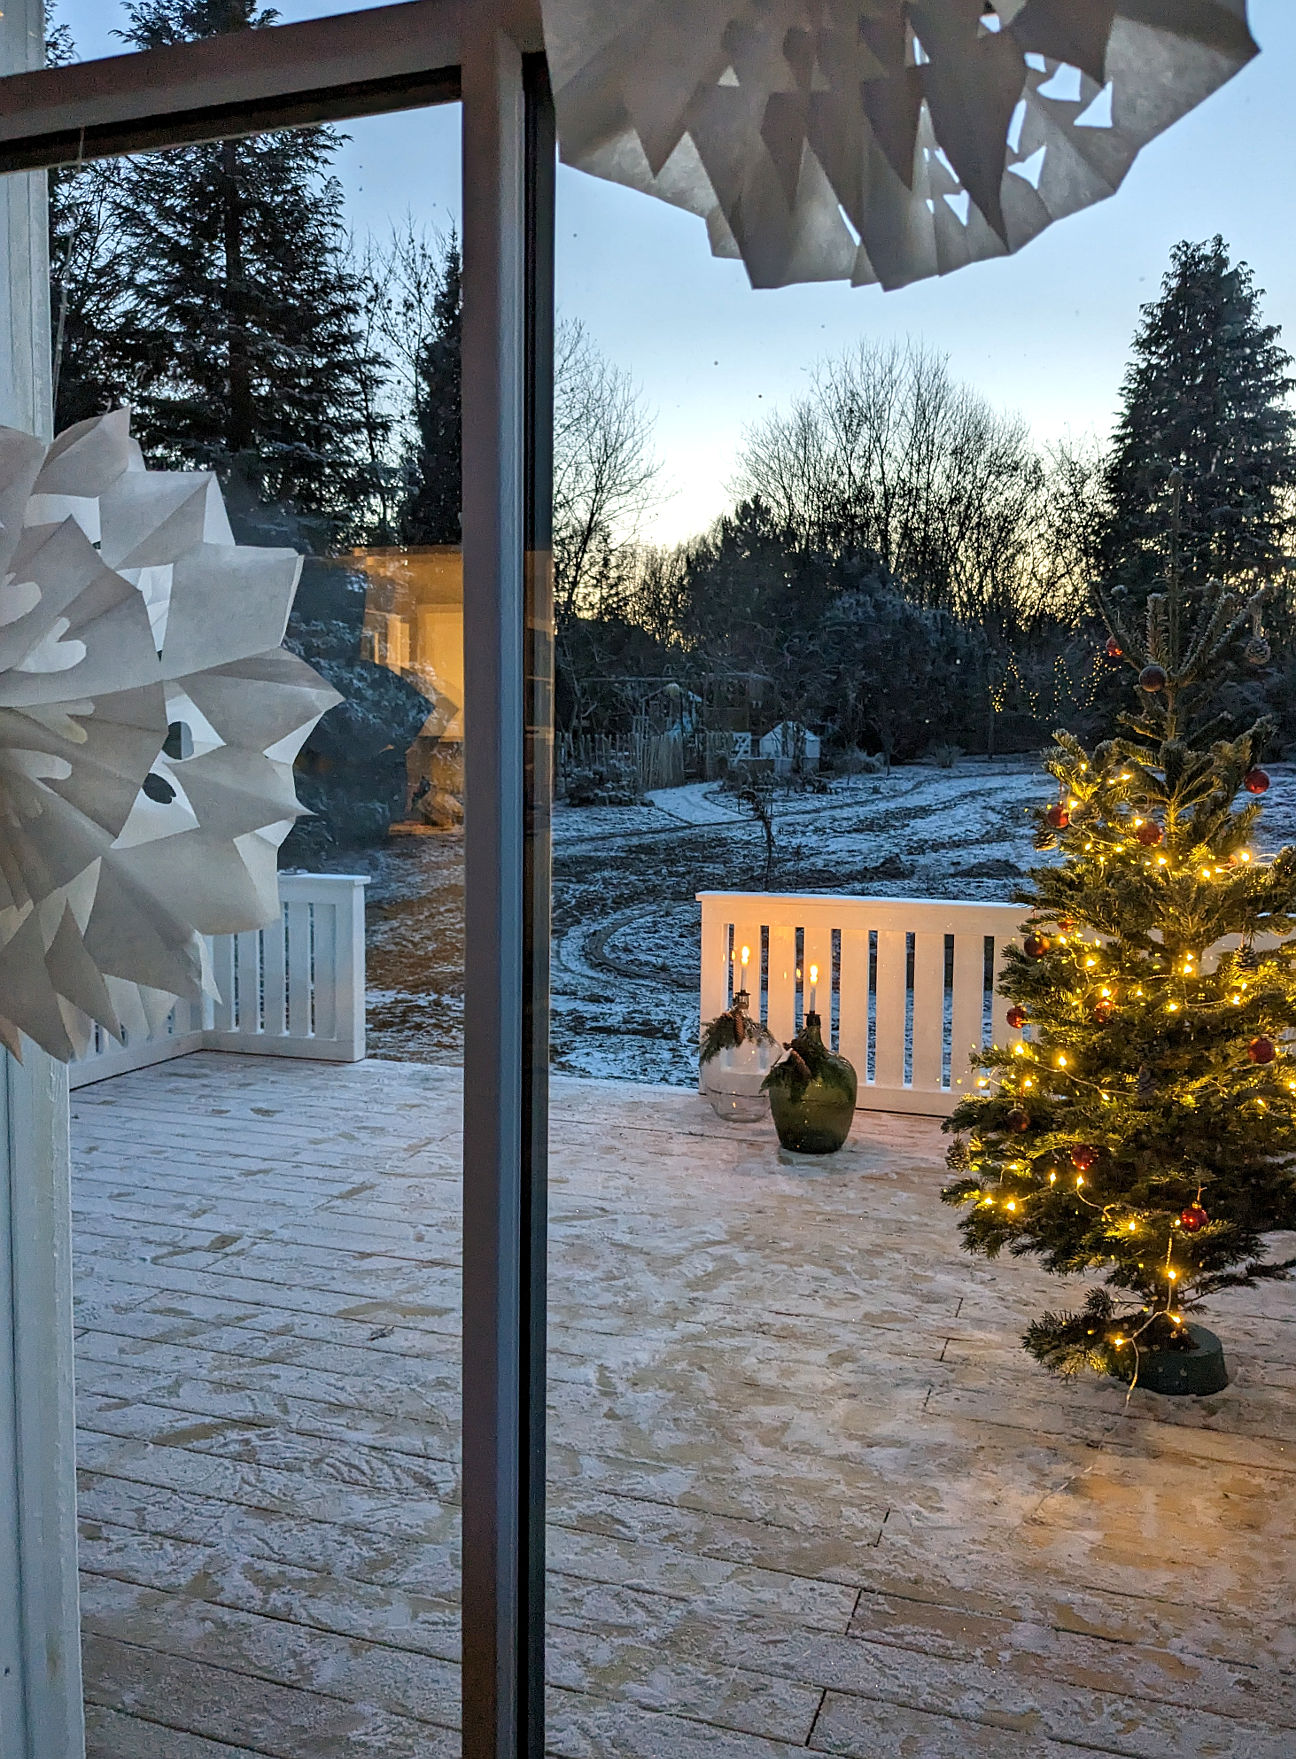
[0,11,87,1759]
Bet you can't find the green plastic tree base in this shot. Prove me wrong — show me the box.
[1129,1323,1229,1396]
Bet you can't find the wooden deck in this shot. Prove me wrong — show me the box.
[71,1053,1296,1757]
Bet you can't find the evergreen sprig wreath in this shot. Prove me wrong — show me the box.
[943,536,1296,1384]
[763,1022,856,1103]
[700,995,756,1064]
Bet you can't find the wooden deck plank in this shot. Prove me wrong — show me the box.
[70,1053,1296,1754]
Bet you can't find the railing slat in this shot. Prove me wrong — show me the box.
[209,935,236,1033]
[262,913,288,1040]
[872,929,907,1091]
[837,927,870,1079]
[699,901,729,1033]
[286,902,313,1039]
[730,916,762,1009]
[912,931,946,1093]
[767,923,797,1045]
[950,933,988,1099]
[311,898,338,1041]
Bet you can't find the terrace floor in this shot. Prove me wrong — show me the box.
[71,1053,1296,1758]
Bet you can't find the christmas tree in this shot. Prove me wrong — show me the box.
[943,496,1296,1385]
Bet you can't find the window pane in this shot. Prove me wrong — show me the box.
[51,88,470,1753]
[543,78,1296,1758]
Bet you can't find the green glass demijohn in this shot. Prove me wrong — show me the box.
[762,1012,857,1154]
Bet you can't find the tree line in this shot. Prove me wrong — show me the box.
[573,237,1295,765]
[47,2,1296,777]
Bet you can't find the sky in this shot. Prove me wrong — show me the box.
[55,0,1296,544]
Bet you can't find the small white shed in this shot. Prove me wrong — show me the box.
[758,721,820,776]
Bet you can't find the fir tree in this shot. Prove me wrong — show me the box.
[104,0,388,546]
[46,19,133,428]
[943,504,1296,1385]
[400,232,462,545]
[1102,237,1296,597]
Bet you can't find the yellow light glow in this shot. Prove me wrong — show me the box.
[1241,851,1252,862]
[1100,988,1111,998]
[1133,818,1144,828]
[1075,1175,1085,1188]
[808,964,818,985]
[1168,1269,1178,1281]
[1200,869,1212,880]
[1085,958,1096,968]
[1056,1054,1068,1067]
[1023,1079,1033,1089]
[741,945,750,966]
[1013,1043,1026,1057]
[1167,1002,1179,1012]
[1006,1201,1017,1212]
[1127,1221,1137,1232]
[1157,857,1168,866]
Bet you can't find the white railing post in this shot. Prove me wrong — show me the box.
[697,891,1022,1118]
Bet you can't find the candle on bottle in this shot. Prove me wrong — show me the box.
[740,944,750,991]
[809,963,819,1015]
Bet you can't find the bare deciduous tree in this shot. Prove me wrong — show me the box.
[553,318,662,623]
[733,341,1066,633]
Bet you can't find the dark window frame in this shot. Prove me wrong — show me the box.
[0,6,554,1756]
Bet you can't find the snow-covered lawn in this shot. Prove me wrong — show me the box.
[359,760,1296,1084]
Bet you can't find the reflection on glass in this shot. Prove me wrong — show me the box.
[54,52,470,1749]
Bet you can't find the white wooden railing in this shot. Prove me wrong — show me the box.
[698,891,1025,1117]
[70,873,368,1089]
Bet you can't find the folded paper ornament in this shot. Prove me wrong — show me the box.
[540,0,1258,290]
[0,409,341,1062]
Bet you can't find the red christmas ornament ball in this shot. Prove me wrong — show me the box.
[1244,768,1270,795]
[1179,1204,1209,1234]
[1071,1144,1099,1173]
[1006,1107,1031,1133]
[1046,804,1070,830]
[1024,933,1051,959]
[1092,999,1114,1023]
[1139,664,1167,692]
[1248,1036,1277,1065]
[1057,916,1077,932]
[1135,822,1164,847]
[1105,636,1122,658]
[1006,1005,1028,1030]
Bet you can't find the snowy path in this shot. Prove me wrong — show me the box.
[356,760,1296,1085]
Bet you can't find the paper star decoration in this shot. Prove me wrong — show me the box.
[541,0,1258,290]
[0,409,340,1062]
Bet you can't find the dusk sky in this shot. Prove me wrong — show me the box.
[57,0,1296,543]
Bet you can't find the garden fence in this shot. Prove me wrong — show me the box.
[698,891,1025,1117]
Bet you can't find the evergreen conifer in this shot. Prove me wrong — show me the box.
[98,0,387,546]
[400,232,462,545]
[1102,237,1296,597]
[944,500,1296,1385]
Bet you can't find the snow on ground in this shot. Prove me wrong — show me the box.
[355,760,1296,1086]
